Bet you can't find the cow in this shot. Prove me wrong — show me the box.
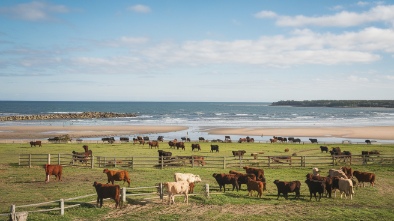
[164,181,189,205]
[341,166,353,179]
[212,173,239,192]
[229,170,257,191]
[329,169,348,179]
[320,146,328,153]
[269,138,277,143]
[305,179,325,201]
[273,180,301,200]
[190,156,206,166]
[148,140,159,149]
[191,144,201,151]
[225,136,231,142]
[175,142,185,150]
[29,141,42,147]
[103,169,131,187]
[174,173,202,183]
[93,181,121,208]
[365,140,371,144]
[238,138,247,143]
[353,170,376,187]
[181,137,190,142]
[312,167,320,176]
[188,182,195,194]
[157,136,164,142]
[338,178,354,200]
[232,150,246,158]
[143,136,150,141]
[198,137,205,142]
[168,140,177,148]
[243,166,265,181]
[158,150,172,163]
[102,137,115,144]
[292,138,301,144]
[284,148,289,152]
[119,137,129,142]
[44,164,62,183]
[309,138,318,144]
[211,145,219,152]
[246,136,254,143]
[247,178,264,198]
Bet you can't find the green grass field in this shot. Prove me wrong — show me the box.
[1,141,394,221]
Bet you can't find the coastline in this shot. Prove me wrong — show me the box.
[0,125,394,141]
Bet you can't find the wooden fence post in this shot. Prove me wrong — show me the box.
[131,157,134,170]
[268,156,271,167]
[191,156,194,168]
[159,183,164,200]
[223,157,226,169]
[29,154,32,168]
[48,154,51,165]
[161,156,164,170]
[204,184,210,198]
[121,187,126,203]
[59,199,64,215]
[58,154,60,165]
[91,156,94,169]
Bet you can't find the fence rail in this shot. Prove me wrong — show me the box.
[18,153,394,169]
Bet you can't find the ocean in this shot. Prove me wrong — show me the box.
[1,101,394,143]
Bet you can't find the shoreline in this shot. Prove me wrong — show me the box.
[0,125,394,141]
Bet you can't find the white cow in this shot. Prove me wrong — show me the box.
[338,178,354,200]
[174,173,202,183]
[164,181,189,205]
[329,169,348,179]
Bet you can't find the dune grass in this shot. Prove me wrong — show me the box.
[0,141,393,220]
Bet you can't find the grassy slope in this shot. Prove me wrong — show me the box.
[0,141,393,220]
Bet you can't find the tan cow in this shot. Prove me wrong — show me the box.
[164,181,189,205]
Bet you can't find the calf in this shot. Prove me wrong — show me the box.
[210,145,219,152]
[164,181,189,205]
[44,164,62,183]
[353,170,376,187]
[320,146,328,153]
[247,178,264,198]
[212,173,239,192]
[174,173,202,183]
[273,180,301,200]
[93,181,121,208]
[103,169,131,187]
[229,170,257,190]
[305,179,325,201]
[338,178,354,200]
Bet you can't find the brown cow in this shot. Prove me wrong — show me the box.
[148,140,159,149]
[103,169,131,187]
[212,173,239,192]
[93,181,121,208]
[247,178,264,198]
[273,180,301,199]
[353,170,376,187]
[175,142,185,150]
[44,164,62,182]
[30,141,42,147]
[243,166,265,182]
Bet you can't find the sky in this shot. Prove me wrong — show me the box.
[0,0,393,102]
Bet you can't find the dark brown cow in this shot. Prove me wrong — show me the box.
[273,180,301,199]
[305,178,325,201]
[168,140,177,148]
[229,170,257,191]
[30,141,42,147]
[243,166,265,181]
[93,181,121,208]
[175,142,185,150]
[320,146,328,153]
[353,170,376,187]
[191,144,201,151]
[212,173,239,192]
[247,178,264,198]
[44,164,62,182]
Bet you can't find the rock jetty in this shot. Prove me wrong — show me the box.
[0,112,137,121]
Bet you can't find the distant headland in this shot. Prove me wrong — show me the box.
[270,100,394,108]
[0,112,137,121]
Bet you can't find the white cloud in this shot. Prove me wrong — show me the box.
[357,1,369,7]
[0,1,69,21]
[256,5,394,27]
[254,10,277,18]
[128,4,151,13]
[348,75,369,82]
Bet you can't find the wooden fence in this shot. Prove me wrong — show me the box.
[2,183,214,219]
[19,153,394,169]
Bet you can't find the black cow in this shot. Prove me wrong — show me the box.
[102,137,115,144]
[292,138,301,144]
[210,145,219,152]
[181,137,191,142]
[309,138,318,144]
[273,180,301,200]
[305,179,325,201]
[157,136,164,142]
[198,137,205,142]
[320,146,328,153]
[365,140,371,144]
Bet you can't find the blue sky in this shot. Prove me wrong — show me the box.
[0,0,393,102]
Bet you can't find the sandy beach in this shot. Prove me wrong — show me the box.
[0,125,393,141]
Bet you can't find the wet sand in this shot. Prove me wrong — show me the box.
[0,125,393,140]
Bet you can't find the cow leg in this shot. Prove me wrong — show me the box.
[46,174,49,182]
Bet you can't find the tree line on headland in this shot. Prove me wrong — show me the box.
[270,100,394,108]
[0,112,137,121]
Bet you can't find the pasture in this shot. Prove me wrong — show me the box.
[0,140,394,221]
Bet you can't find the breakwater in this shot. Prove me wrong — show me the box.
[0,112,137,121]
